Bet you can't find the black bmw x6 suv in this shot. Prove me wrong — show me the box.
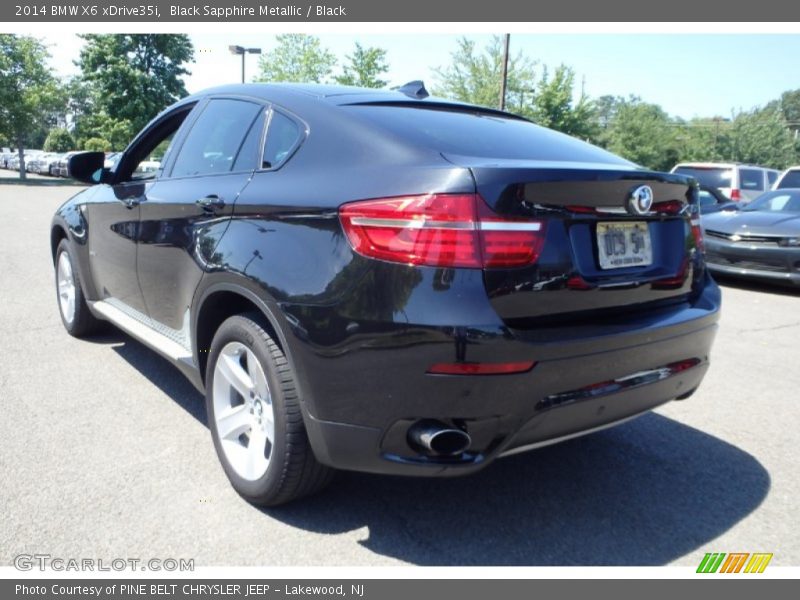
[51,83,720,506]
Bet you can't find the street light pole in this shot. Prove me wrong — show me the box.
[228,45,262,83]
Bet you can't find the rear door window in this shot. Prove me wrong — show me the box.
[767,171,779,187]
[170,98,262,178]
[232,109,267,172]
[739,168,764,191]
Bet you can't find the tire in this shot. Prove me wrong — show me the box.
[55,239,102,337]
[206,313,334,506]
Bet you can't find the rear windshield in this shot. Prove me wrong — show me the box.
[673,167,733,189]
[347,105,631,165]
[777,170,800,189]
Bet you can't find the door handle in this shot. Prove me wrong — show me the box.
[196,194,226,212]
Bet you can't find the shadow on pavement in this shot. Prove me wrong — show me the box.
[713,274,800,297]
[100,329,770,566]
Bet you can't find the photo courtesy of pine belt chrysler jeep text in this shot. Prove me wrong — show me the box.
[51,82,720,506]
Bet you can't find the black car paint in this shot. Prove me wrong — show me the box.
[52,83,720,476]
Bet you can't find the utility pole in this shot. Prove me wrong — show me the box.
[499,33,510,111]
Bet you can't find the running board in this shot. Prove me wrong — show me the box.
[91,300,192,362]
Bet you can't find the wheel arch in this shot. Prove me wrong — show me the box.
[50,224,68,263]
[193,283,292,386]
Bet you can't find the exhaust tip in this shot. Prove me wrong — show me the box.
[408,420,472,457]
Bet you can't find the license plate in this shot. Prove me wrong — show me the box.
[596,221,652,269]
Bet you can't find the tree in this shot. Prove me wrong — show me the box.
[602,99,680,171]
[673,117,732,163]
[767,89,800,131]
[530,65,597,139]
[334,43,389,88]
[44,128,76,152]
[433,36,536,111]
[256,34,335,83]
[0,34,62,179]
[83,137,112,152]
[728,107,796,169]
[75,34,193,145]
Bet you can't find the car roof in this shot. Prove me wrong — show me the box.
[182,82,520,118]
[673,162,768,170]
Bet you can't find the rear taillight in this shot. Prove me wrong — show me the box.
[691,217,704,251]
[339,194,545,269]
[730,188,741,201]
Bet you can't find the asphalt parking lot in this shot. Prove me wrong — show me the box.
[1,182,798,567]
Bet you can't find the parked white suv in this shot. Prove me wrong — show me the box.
[774,166,800,189]
[671,162,780,202]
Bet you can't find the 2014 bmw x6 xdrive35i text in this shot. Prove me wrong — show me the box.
[51,83,720,506]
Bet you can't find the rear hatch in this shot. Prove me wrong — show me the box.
[344,102,703,325]
[453,157,702,325]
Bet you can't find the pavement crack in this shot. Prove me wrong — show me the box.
[735,321,800,334]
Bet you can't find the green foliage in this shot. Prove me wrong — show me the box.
[83,137,112,152]
[672,117,731,163]
[433,36,537,110]
[334,43,389,88]
[530,65,597,139]
[0,34,62,178]
[728,107,797,169]
[600,99,680,171]
[43,128,76,152]
[256,34,336,83]
[74,34,193,147]
[767,88,800,129]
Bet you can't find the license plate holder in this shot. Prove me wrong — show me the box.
[596,221,652,270]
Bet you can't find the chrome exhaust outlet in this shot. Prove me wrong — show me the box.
[408,420,471,457]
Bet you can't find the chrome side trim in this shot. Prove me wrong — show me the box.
[478,221,542,231]
[348,217,542,232]
[91,300,192,362]
[498,412,646,458]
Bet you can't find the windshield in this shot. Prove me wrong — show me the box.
[673,167,733,189]
[743,190,800,212]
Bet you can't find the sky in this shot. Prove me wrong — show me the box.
[42,33,800,120]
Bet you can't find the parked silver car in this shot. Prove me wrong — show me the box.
[671,162,780,203]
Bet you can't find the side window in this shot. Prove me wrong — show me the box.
[767,171,779,186]
[739,168,764,191]
[232,110,266,172]
[170,99,262,178]
[133,131,177,180]
[120,105,195,182]
[263,110,302,169]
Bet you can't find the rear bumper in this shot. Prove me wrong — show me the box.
[290,274,721,476]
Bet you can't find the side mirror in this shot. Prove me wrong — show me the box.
[68,152,109,184]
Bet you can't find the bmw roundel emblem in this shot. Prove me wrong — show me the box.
[627,185,654,215]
